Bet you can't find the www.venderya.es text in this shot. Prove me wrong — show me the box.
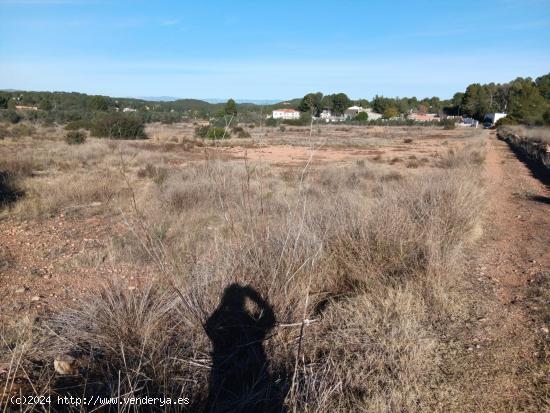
[11,395,190,407]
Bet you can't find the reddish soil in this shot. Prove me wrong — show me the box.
[0,213,151,325]
[441,131,550,411]
[217,140,461,166]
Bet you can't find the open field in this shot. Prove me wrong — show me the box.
[0,123,548,412]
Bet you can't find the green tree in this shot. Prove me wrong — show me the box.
[417,104,428,114]
[461,84,490,120]
[372,95,395,114]
[507,78,548,125]
[39,99,53,111]
[355,98,370,107]
[225,98,237,116]
[320,95,333,111]
[536,73,550,101]
[0,94,8,109]
[89,95,109,111]
[298,92,323,116]
[330,93,352,115]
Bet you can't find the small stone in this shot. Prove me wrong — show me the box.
[467,346,474,351]
[475,344,481,349]
[128,286,136,291]
[30,295,40,301]
[54,355,76,375]
[15,287,27,294]
[542,327,549,334]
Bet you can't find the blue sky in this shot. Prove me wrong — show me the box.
[1,0,549,100]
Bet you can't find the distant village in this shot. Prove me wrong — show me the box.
[271,106,507,127]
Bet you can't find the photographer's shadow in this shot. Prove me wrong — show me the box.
[204,283,286,413]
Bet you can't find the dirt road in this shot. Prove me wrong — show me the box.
[442,131,550,411]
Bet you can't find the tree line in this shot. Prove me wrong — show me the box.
[294,73,550,125]
[1,72,549,127]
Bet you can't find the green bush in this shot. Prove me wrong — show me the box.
[207,127,228,139]
[231,125,251,138]
[65,130,87,145]
[194,125,210,139]
[354,112,369,122]
[91,114,147,140]
[65,119,92,131]
[195,125,230,139]
[7,110,21,124]
[495,116,518,127]
[442,119,456,130]
[265,117,278,127]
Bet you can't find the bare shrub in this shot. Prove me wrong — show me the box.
[0,154,36,177]
[9,123,36,138]
[137,163,168,185]
[65,130,87,145]
[13,171,121,217]
[437,141,486,169]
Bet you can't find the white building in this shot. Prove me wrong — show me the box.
[484,113,507,125]
[123,107,137,113]
[344,106,364,118]
[272,108,300,120]
[365,109,383,121]
[344,106,382,121]
[320,109,332,119]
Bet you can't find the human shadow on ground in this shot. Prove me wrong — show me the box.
[204,283,286,413]
[0,171,24,207]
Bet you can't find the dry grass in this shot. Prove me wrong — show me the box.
[500,125,550,145]
[0,125,488,411]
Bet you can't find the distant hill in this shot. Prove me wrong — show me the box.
[136,96,180,102]
[204,98,282,105]
[0,89,300,112]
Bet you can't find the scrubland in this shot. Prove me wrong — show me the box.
[0,123,490,411]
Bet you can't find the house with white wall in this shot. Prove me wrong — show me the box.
[320,109,332,119]
[484,113,507,126]
[272,109,300,120]
[344,106,382,121]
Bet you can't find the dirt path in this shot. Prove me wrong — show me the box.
[442,131,550,411]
